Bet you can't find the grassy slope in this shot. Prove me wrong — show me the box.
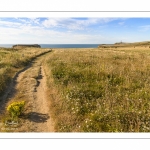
[99,41,150,48]
[0,47,51,97]
[45,47,150,132]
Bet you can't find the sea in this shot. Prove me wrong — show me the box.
[0,44,99,48]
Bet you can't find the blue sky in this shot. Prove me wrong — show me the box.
[0,17,150,44]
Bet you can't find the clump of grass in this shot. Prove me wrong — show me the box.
[45,48,150,132]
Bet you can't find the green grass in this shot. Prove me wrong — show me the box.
[45,48,150,132]
[0,47,51,97]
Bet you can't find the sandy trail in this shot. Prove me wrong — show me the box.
[28,65,54,132]
[0,54,55,132]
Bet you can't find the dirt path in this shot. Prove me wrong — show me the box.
[0,53,55,132]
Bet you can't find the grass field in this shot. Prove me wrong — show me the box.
[45,47,150,132]
[1,46,150,132]
[0,47,51,97]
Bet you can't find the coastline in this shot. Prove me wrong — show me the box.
[0,44,99,49]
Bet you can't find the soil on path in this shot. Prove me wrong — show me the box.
[0,54,55,132]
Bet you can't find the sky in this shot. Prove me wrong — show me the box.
[0,17,150,44]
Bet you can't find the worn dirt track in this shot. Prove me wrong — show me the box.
[0,52,55,132]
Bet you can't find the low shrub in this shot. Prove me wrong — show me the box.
[6,101,25,120]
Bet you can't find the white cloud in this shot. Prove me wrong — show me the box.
[0,23,105,44]
[139,25,150,31]
[0,20,21,28]
[0,18,126,44]
[42,18,118,30]
[42,18,60,28]
[118,22,125,25]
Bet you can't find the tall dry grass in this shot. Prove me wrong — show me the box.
[0,47,51,97]
[45,47,150,132]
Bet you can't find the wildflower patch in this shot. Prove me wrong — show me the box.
[7,101,25,120]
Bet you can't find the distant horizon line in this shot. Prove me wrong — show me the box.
[0,43,102,45]
[1,40,150,45]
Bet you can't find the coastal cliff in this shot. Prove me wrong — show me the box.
[12,44,41,49]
